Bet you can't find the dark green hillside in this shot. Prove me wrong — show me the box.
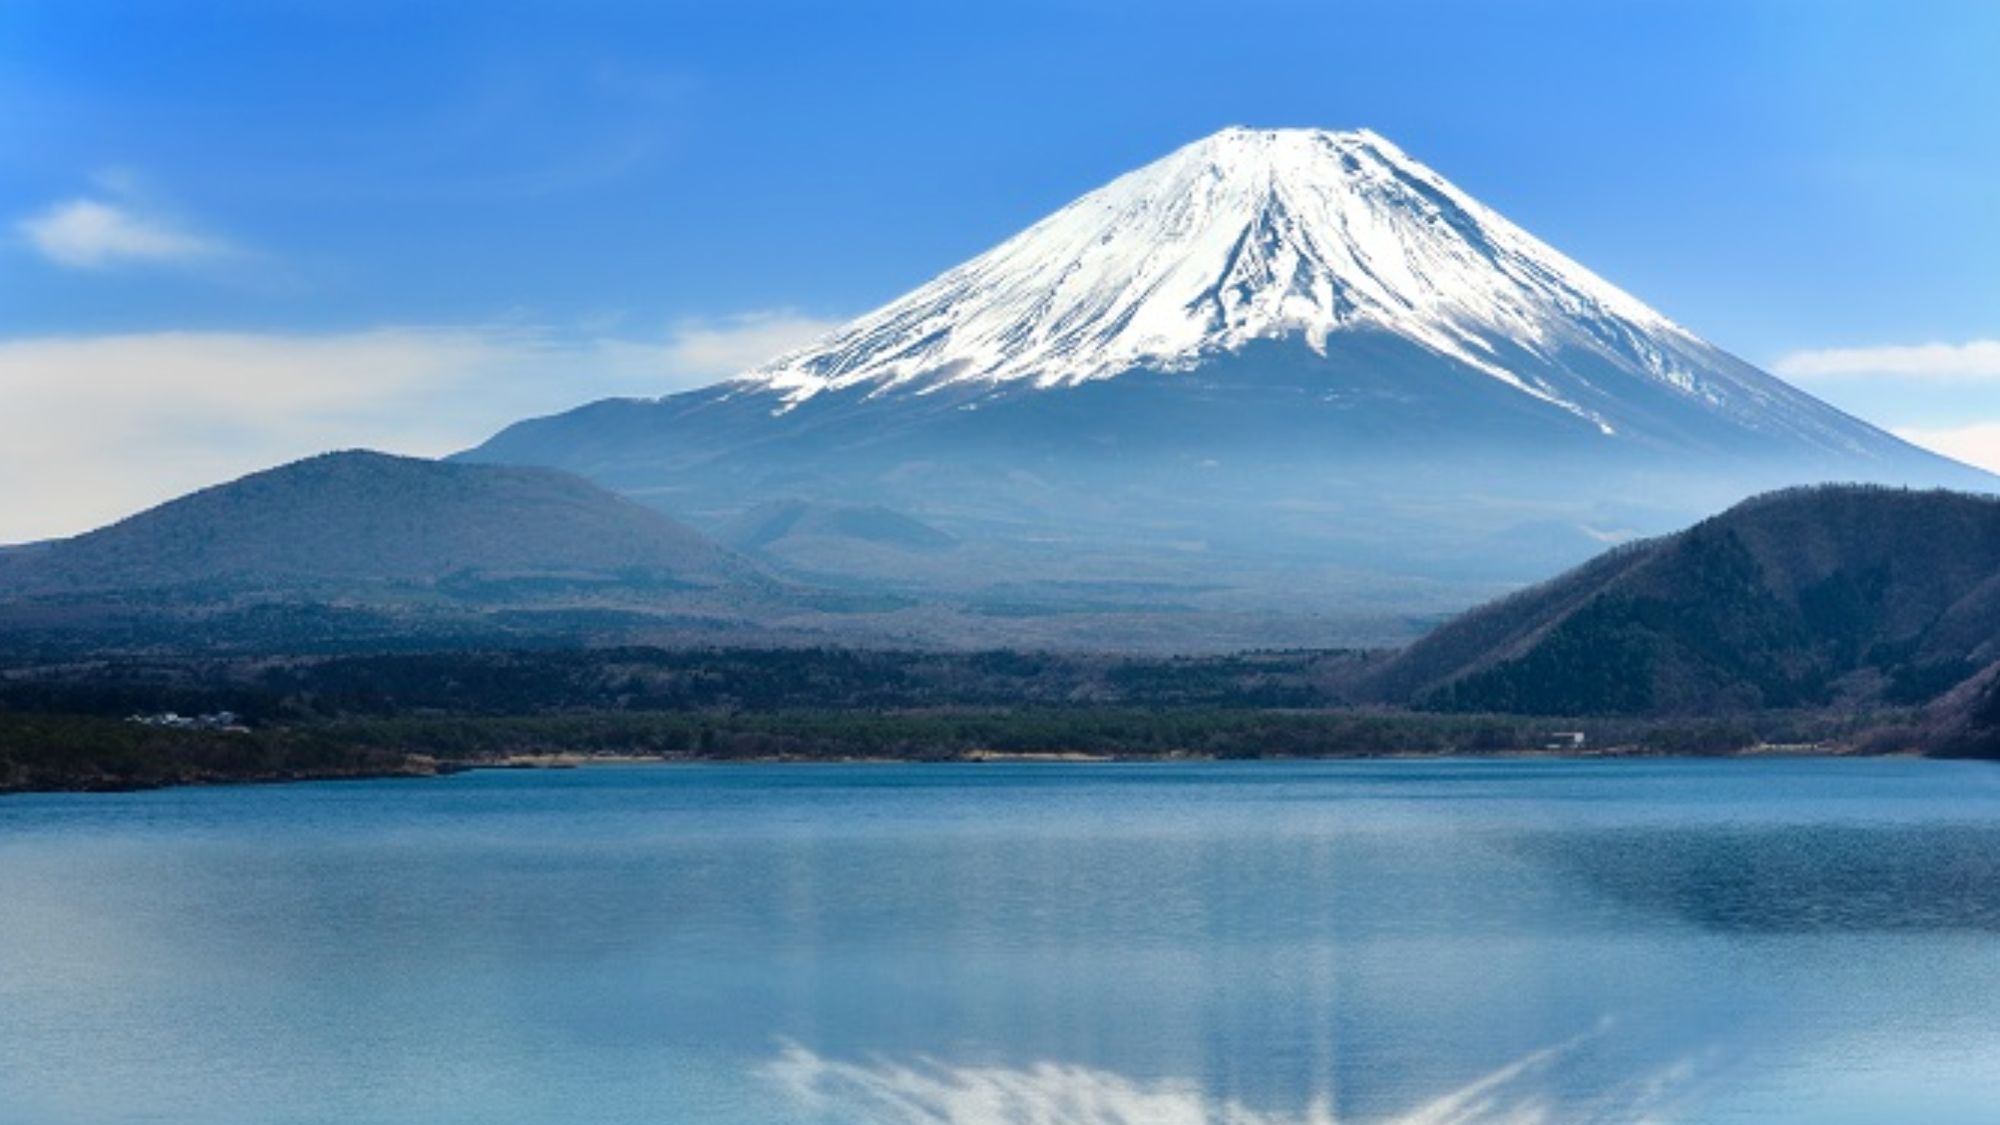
[1377,486,2000,715]
[0,713,447,792]
[1917,660,2000,758]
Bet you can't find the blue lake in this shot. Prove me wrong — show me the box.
[3,759,1999,1124]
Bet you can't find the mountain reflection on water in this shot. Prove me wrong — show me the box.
[766,1024,1712,1125]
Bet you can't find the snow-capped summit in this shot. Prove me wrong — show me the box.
[477,125,1967,472]
[464,126,1986,648]
[742,126,1715,433]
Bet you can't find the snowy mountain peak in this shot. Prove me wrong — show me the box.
[466,132,1982,641]
[736,128,1719,428]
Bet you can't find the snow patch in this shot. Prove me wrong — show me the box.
[741,127,1700,430]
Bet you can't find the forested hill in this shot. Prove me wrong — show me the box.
[1372,485,2000,715]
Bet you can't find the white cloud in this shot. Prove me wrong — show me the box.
[548,309,841,387]
[655,309,842,377]
[1891,422,2000,476]
[17,198,232,270]
[0,310,845,543]
[0,328,523,542]
[1773,340,2000,382]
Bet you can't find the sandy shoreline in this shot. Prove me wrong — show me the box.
[470,742,1889,771]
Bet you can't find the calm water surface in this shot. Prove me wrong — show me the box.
[3,759,1999,1124]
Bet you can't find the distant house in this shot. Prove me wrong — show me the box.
[127,711,192,729]
[126,711,248,732]
[1544,731,1587,751]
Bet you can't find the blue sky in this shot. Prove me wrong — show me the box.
[3,0,1998,538]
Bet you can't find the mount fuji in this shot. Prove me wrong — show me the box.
[465,128,1985,648]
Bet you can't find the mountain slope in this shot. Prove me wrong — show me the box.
[481,127,1957,466]
[721,499,955,555]
[463,127,1986,642]
[0,452,797,652]
[1918,657,2000,757]
[1373,486,2000,714]
[0,451,755,595]
[737,127,1889,458]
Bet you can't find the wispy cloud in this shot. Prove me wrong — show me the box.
[0,328,524,542]
[17,198,233,270]
[1773,340,2000,382]
[0,310,845,542]
[651,309,843,378]
[1891,422,2000,476]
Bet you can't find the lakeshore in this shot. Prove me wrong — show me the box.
[0,709,1911,796]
